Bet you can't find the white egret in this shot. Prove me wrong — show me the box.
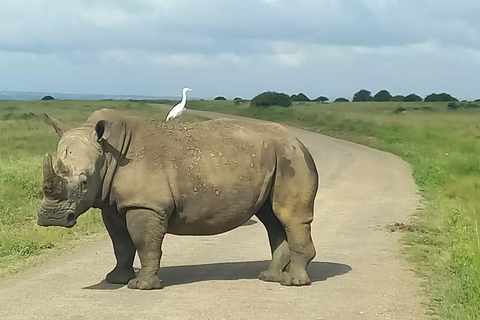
[165,87,194,122]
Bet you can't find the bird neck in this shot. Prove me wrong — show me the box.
[181,90,188,104]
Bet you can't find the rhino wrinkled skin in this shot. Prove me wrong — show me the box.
[39,108,319,289]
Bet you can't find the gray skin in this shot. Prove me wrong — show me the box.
[38,108,319,290]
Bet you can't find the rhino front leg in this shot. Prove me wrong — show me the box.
[102,207,136,284]
[125,208,167,290]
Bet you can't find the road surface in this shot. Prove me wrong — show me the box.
[0,109,426,319]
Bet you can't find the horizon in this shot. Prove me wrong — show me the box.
[1,88,474,102]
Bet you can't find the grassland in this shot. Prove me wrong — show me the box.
[186,99,480,319]
[0,100,202,278]
[1,98,479,318]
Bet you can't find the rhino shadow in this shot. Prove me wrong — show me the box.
[241,219,258,226]
[83,260,351,290]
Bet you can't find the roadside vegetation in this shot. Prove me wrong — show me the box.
[186,98,480,319]
[0,100,201,278]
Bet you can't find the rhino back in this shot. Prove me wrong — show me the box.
[113,118,289,235]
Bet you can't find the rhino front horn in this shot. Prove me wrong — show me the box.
[43,153,55,178]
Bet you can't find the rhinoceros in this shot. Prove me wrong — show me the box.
[38,108,318,290]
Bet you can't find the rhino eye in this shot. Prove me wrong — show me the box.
[79,174,88,190]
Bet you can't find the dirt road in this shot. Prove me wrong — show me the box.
[0,109,426,319]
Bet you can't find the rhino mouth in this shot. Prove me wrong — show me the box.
[37,211,77,228]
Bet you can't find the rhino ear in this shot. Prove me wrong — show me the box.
[43,113,64,137]
[95,120,113,142]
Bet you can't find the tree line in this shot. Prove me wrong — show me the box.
[349,89,460,103]
[216,89,467,108]
[289,89,461,103]
[242,90,471,109]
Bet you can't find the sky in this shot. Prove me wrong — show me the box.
[0,0,479,100]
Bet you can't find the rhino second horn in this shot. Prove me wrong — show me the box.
[56,157,71,175]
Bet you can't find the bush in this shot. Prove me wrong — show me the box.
[250,91,292,108]
[41,95,54,101]
[391,95,406,102]
[404,94,423,102]
[465,102,480,109]
[333,97,350,103]
[233,97,243,105]
[3,112,37,120]
[447,102,480,110]
[373,90,392,102]
[353,89,372,102]
[314,96,329,102]
[425,93,458,102]
[393,106,407,114]
[214,96,227,101]
[447,102,460,110]
[290,93,310,102]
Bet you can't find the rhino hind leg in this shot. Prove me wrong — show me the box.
[256,201,291,283]
[272,201,316,286]
[102,208,136,284]
[269,160,317,286]
[278,219,316,286]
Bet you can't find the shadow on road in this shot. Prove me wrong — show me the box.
[83,260,351,290]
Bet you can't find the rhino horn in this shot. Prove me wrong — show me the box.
[56,157,71,175]
[43,153,65,197]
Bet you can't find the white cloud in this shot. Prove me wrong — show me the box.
[151,53,209,67]
[273,52,306,68]
[77,5,135,28]
[0,0,479,99]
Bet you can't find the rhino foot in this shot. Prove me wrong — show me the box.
[105,266,135,284]
[258,269,283,283]
[127,275,163,290]
[280,269,311,286]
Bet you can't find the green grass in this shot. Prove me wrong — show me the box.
[0,100,202,277]
[2,98,480,318]
[187,100,480,319]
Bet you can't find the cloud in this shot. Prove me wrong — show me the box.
[2,0,478,56]
[151,53,209,67]
[0,0,479,99]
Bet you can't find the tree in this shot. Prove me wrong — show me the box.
[391,95,406,102]
[447,102,460,110]
[314,96,329,102]
[233,97,243,101]
[373,90,392,102]
[250,91,292,108]
[333,97,350,103]
[352,89,372,102]
[290,93,310,101]
[234,97,243,105]
[41,95,55,101]
[214,96,227,101]
[404,93,423,102]
[424,92,458,102]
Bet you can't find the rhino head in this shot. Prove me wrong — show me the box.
[38,113,114,228]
